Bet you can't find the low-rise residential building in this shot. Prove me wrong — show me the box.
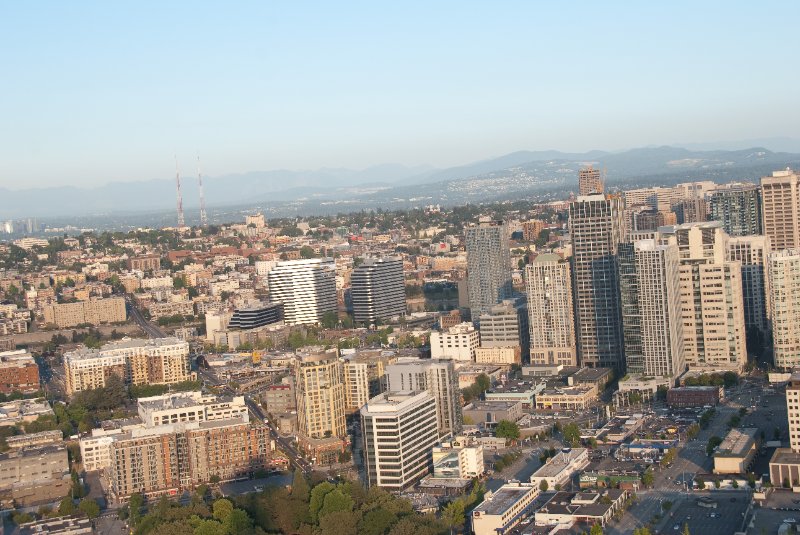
[0,349,40,394]
[471,482,539,535]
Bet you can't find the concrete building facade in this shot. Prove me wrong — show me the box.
[526,254,576,366]
[569,194,626,371]
[361,390,438,491]
[465,220,513,318]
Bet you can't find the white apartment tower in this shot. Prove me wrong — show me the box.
[465,220,513,319]
[525,254,576,366]
[660,222,747,372]
[350,257,405,324]
[761,169,800,252]
[768,250,800,369]
[384,359,462,437]
[361,390,439,491]
[569,194,626,371]
[267,258,337,325]
[295,353,346,439]
[620,239,685,379]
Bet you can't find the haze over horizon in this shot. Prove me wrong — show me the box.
[1,1,799,189]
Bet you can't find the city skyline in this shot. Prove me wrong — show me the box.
[1,2,800,188]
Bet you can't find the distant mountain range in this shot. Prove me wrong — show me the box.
[3,146,800,220]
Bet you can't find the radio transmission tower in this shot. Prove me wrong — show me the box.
[197,156,207,226]
[175,156,185,227]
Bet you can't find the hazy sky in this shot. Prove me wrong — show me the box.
[1,2,799,189]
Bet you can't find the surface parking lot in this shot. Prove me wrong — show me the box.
[665,492,750,535]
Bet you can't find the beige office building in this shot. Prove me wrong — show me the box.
[295,353,346,440]
[761,168,800,252]
[660,222,747,372]
[525,254,576,366]
[768,250,800,369]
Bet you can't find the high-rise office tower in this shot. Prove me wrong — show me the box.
[465,220,512,319]
[767,249,800,369]
[384,359,462,437]
[525,254,576,366]
[361,390,438,491]
[578,165,603,196]
[350,257,405,324]
[673,198,708,224]
[267,258,337,325]
[761,168,800,252]
[569,194,626,370]
[708,183,763,236]
[660,222,747,372]
[295,353,346,440]
[619,239,684,379]
[726,235,771,335]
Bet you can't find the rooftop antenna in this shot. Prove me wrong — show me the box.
[197,155,207,226]
[175,155,185,227]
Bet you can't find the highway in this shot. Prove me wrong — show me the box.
[125,296,167,338]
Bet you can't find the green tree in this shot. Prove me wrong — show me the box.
[590,522,603,535]
[706,436,723,456]
[212,498,234,522]
[641,469,654,488]
[194,519,226,535]
[495,420,520,441]
[683,523,691,535]
[223,509,254,535]
[441,499,465,535]
[299,246,316,259]
[562,422,581,447]
[58,496,76,516]
[358,508,398,535]
[309,482,336,523]
[292,470,311,500]
[319,489,355,519]
[539,479,549,491]
[318,510,360,535]
[78,498,100,519]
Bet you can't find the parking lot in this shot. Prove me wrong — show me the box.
[665,492,750,535]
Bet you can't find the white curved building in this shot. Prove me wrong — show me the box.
[267,258,337,325]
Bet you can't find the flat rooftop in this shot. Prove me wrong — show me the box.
[716,427,758,458]
[473,484,535,516]
[770,448,800,465]
[533,449,588,477]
